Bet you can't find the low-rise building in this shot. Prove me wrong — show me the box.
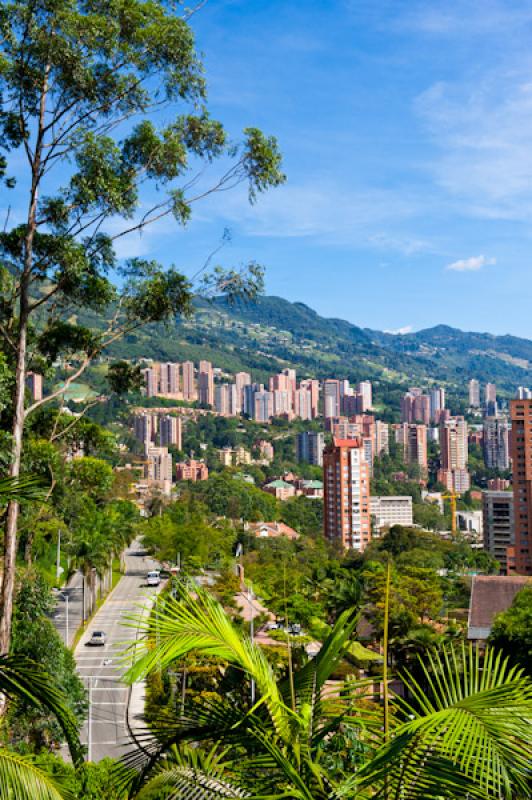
[370,496,413,532]
[248,521,300,540]
[263,479,296,501]
[175,459,209,482]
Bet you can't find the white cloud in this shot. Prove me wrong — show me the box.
[384,325,414,335]
[415,62,532,220]
[446,255,496,272]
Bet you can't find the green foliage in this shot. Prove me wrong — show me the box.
[279,495,323,536]
[121,585,532,800]
[66,457,114,502]
[141,502,235,571]
[8,570,87,752]
[188,473,278,522]
[489,586,532,675]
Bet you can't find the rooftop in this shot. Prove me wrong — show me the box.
[468,575,530,639]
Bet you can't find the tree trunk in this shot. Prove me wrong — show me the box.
[0,315,29,654]
[0,63,49,655]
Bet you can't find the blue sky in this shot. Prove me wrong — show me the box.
[6,0,532,336]
[158,0,531,337]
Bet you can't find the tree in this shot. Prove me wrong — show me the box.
[0,0,284,652]
[119,583,532,800]
[489,586,532,675]
[0,652,82,798]
[8,570,87,752]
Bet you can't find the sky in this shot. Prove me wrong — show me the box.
[6,0,532,337]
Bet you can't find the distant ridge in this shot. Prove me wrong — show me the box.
[101,294,532,391]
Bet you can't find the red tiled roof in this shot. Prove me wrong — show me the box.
[332,437,362,448]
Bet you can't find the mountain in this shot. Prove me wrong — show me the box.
[101,295,532,393]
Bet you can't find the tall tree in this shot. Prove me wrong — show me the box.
[0,0,284,651]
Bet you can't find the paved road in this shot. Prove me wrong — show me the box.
[74,542,162,762]
[52,572,84,648]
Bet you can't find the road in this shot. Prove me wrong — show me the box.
[53,572,84,648]
[74,542,162,762]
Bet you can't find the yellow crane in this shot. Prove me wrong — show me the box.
[441,490,460,535]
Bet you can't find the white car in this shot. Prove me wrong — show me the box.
[146,570,161,587]
[86,631,106,646]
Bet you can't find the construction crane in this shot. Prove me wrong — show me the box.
[441,490,460,535]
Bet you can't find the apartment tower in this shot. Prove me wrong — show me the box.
[323,438,371,551]
[509,399,532,574]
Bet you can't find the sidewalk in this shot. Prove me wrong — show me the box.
[51,571,84,648]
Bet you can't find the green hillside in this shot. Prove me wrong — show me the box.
[83,295,532,393]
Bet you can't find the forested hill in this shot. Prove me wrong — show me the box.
[100,295,532,392]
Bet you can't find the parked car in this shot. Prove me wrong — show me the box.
[146,570,161,586]
[86,631,106,646]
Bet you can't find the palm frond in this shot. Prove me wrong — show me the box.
[131,745,249,800]
[357,643,532,800]
[0,476,46,504]
[0,747,73,800]
[0,656,83,765]
[123,582,292,741]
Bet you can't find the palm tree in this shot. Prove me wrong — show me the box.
[0,654,83,799]
[119,581,532,800]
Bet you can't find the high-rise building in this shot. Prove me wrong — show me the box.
[482,490,514,575]
[357,381,373,411]
[214,384,238,417]
[273,389,293,417]
[400,393,415,424]
[438,416,470,492]
[485,383,497,404]
[374,420,389,457]
[469,379,480,408]
[509,399,532,574]
[198,360,214,407]
[159,362,180,395]
[282,368,297,393]
[323,380,341,418]
[300,379,320,418]
[323,438,371,551]
[413,394,431,425]
[159,415,182,449]
[235,372,251,412]
[296,431,325,466]
[483,417,510,470]
[293,387,312,420]
[182,361,196,401]
[26,371,43,402]
[429,387,445,422]
[401,391,430,424]
[517,386,532,400]
[145,445,173,493]
[133,412,157,451]
[396,423,428,473]
[253,390,274,422]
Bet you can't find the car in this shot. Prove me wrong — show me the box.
[146,570,161,586]
[86,631,106,646]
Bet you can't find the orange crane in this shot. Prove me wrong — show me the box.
[441,490,460,535]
